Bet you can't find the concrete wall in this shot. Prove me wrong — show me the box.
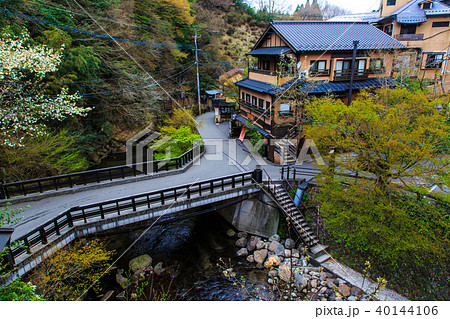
[219,193,280,238]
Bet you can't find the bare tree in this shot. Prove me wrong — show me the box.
[249,0,292,15]
[317,0,351,20]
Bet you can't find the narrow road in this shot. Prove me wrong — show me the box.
[8,112,315,240]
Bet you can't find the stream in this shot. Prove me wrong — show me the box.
[98,212,276,301]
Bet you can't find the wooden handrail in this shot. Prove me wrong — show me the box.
[1,144,205,199]
[8,170,256,265]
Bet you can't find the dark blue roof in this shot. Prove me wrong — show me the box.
[246,47,292,56]
[270,21,407,51]
[236,77,395,95]
[235,78,294,94]
[299,78,396,94]
[380,0,450,23]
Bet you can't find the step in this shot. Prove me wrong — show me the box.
[314,253,332,264]
[310,244,329,255]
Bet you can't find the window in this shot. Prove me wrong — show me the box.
[258,98,265,109]
[310,60,328,75]
[400,24,417,35]
[383,24,392,36]
[252,96,258,106]
[386,0,396,5]
[432,21,449,28]
[369,58,384,73]
[242,92,245,100]
[422,2,432,10]
[335,59,367,77]
[246,93,251,103]
[280,103,290,113]
[266,101,271,110]
[262,60,270,70]
[425,53,444,69]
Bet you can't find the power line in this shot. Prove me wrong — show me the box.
[3,9,190,49]
[22,0,232,33]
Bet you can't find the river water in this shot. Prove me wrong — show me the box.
[98,212,276,301]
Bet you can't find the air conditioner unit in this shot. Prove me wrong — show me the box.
[298,70,309,80]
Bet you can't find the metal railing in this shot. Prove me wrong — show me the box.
[309,69,330,76]
[280,165,321,180]
[394,33,424,41]
[333,69,369,81]
[7,170,258,266]
[0,144,204,199]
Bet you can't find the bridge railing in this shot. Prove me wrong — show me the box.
[280,165,321,180]
[0,144,204,199]
[8,170,258,266]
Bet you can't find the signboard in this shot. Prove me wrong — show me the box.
[239,127,247,142]
[247,113,254,121]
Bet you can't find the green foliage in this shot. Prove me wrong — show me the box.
[0,279,43,301]
[305,88,449,189]
[315,177,449,299]
[34,0,75,26]
[153,125,201,160]
[31,239,114,301]
[305,86,450,299]
[0,130,89,182]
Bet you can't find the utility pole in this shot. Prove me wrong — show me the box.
[194,30,201,115]
[348,40,359,106]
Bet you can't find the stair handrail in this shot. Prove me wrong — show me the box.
[261,168,319,246]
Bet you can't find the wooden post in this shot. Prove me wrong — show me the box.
[39,228,48,245]
[348,40,359,106]
[66,210,74,227]
[0,182,6,199]
[100,205,105,219]
[54,220,60,235]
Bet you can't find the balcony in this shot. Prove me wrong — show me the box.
[333,69,370,82]
[309,69,330,77]
[394,33,424,41]
[239,99,265,114]
[249,68,276,76]
[278,110,294,118]
[368,67,386,74]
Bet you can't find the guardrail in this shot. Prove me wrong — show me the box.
[0,144,204,199]
[280,165,321,180]
[7,170,260,266]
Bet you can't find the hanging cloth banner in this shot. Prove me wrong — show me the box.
[239,127,247,142]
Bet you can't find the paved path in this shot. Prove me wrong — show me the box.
[8,112,314,240]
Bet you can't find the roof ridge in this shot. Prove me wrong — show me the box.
[271,20,369,24]
[391,0,422,16]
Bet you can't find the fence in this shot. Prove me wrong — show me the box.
[7,170,259,266]
[0,145,204,199]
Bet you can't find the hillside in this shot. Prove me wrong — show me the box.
[0,0,269,180]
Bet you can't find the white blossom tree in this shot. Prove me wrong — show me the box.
[0,30,90,146]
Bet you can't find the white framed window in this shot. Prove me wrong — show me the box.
[280,103,290,113]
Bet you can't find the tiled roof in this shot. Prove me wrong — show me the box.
[381,0,450,23]
[299,78,396,94]
[246,47,292,56]
[219,68,244,80]
[328,11,380,23]
[270,21,407,51]
[236,77,395,95]
[235,78,294,94]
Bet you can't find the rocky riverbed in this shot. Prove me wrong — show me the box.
[231,231,372,301]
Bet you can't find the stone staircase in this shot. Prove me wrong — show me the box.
[275,139,297,165]
[270,183,331,263]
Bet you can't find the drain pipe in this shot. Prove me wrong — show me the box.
[348,40,359,106]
